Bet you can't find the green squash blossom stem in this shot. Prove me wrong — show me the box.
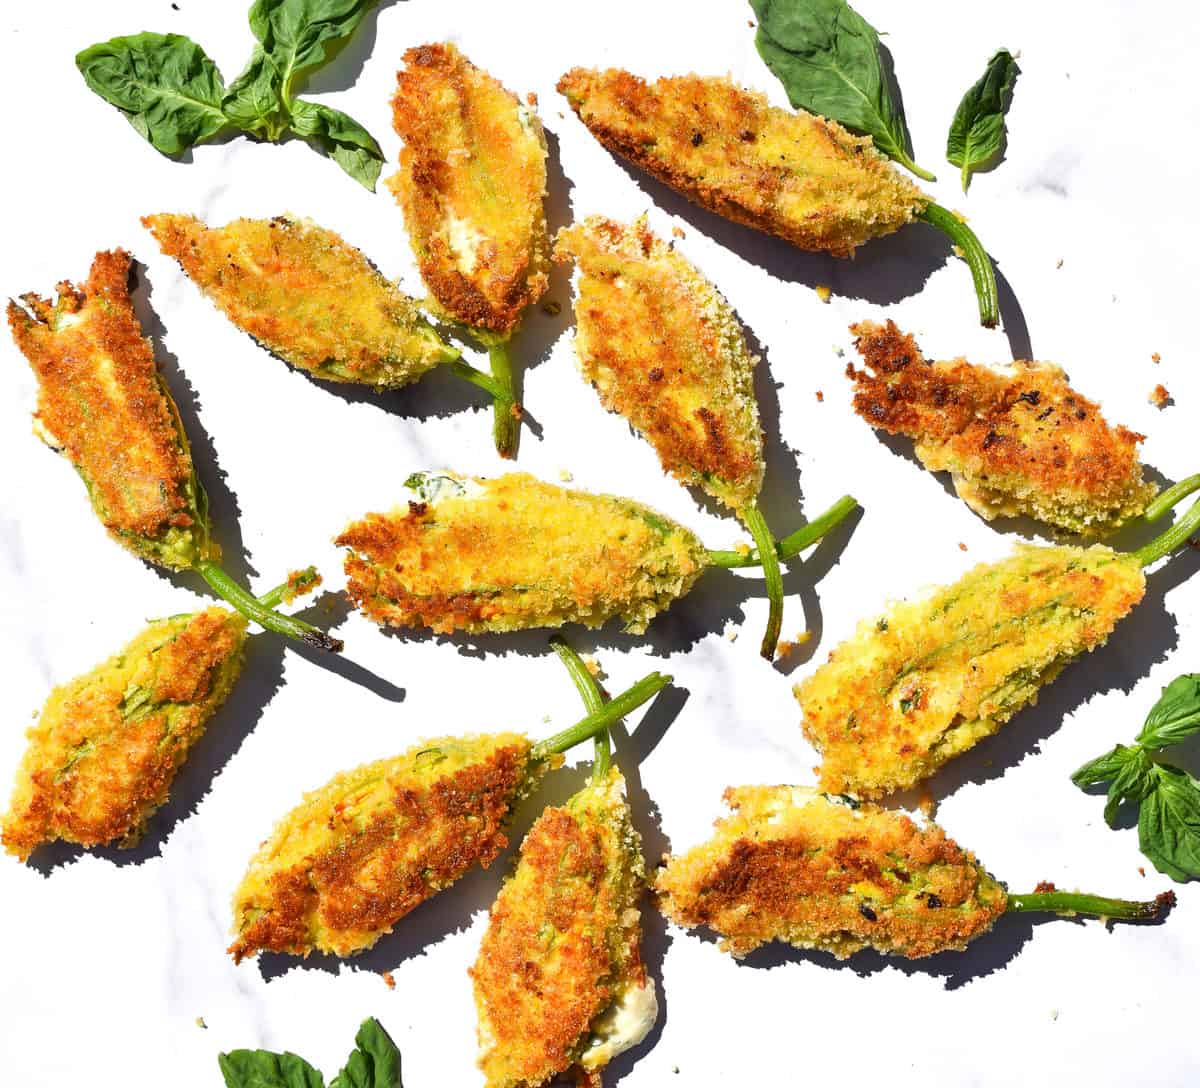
[485,338,521,459]
[741,505,785,659]
[533,672,671,760]
[1134,488,1200,567]
[550,636,611,781]
[916,203,999,328]
[197,561,342,651]
[706,494,858,568]
[1006,889,1174,923]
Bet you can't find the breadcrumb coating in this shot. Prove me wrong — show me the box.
[656,786,1006,959]
[336,472,708,636]
[142,213,457,388]
[849,321,1156,534]
[7,250,214,569]
[391,43,549,335]
[554,215,764,513]
[230,734,554,961]
[796,545,1146,797]
[472,770,654,1087]
[557,68,924,258]
[2,607,246,860]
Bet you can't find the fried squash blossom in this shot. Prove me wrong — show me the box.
[390,42,549,336]
[558,69,924,259]
[554,215,763,514]
[797,545,1146,797]
[336,472,708,636]
[656,786,1006,959]
[7,249,215,570]
[2,607,246,860]
[143,213,457,388]
[849,321,1156,535]
[472,768,656,1088]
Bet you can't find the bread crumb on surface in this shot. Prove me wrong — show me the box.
[958,542,968,551]
[814,284,832,303]
[1055,258,1064,269]
[671,225,686,239]
[1138,866,1146,877]
[526,92,538,107]
[195,1017,208,1030]
[734,541,752,557]
[558,468,573,482]
[381,971,396,990]
[725,628,739,642]
[1149,384,1171,408]
[1151,352,1161,364]
[541,298,562,316]
[815,390,824,402]
[582,654,605,680]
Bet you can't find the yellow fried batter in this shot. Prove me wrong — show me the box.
[656,786,1006,959]
[7,250,215,569]
[850,321,1157,534]
[142,213,458,388]
[472,770,655,1088]
[336,472,708,636]
[230,734,557,961]
[390,43,549,335]
[554,215,764,513]
[558,69,925,259]
[2,607,246,860]
[797,545,1146,797]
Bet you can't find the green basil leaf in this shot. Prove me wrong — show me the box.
[247,0,378,92]
[1103,747,1155,827]
[1137,674,1200,750]
[75,32,228,155]
[748,0,933,180]
[329,1018,403,1088]
[218,1050,326,1088]
[946,49,1017,192]
[223,51,289,140]
[1071,743,1134,789]
[289,99,383,190]
[1138,765,1200,882]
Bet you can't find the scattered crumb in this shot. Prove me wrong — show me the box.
[1149,384,1171,408]
[747,19,755,26]
[833,346,845,358]
[195,1017,207,1030]
[1151,352,1161,364]
[1055,258,1064,269]
[958,542,968,552]
[381,971,396,990]
[1034,880,1057,894]
[558,468,574,483]
[510,402,523,419]
[541,298,562,316]
[671,225,686,240]
[1138,867,1146,877]
[557,112,564,120]
[814,284,832,303]
[916,789,936,818]
[673,1067,681,1075]
[734,541,752,557]
[794,630,813,646]
[815,390,824,403]
[1051,1009,1059,1022]
[582,654,605,680]
[725,629,739,643]
[951,244,965,259]
[542,714,552,723]
[526,92,538,107]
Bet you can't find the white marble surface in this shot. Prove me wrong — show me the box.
[2,1,1199,1084]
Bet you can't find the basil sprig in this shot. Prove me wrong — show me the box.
[1073,674,1200,882]
[748,0,934,181]
[219,1017,402,1088]
[946,49,1018,192]
[75,0,383,189]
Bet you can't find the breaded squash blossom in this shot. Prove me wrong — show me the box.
[849,320,1157,534]
[656,787,1172,960]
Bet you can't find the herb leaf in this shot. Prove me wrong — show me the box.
[1139,765,1200,882]
[1071,743,1135,789]
[1102,747,1155,827]
[329,1018,403,1088]
[218,1049,326,1088]
[246,0,379,90]
[946,49,1017,192]
[290,99,383,190]
[749,0,934,180]
[223,52,289,140]
[1137,673,1200,750]
[75,32,228,155]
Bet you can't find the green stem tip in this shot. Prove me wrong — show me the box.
[741,505,784,660]
[917,202,999,328]
[534,671,670,760]
[550,635,611,781]
[486,339,520,459]
[256,566,320,610]
[196,561,342,652]
[1134,491,1200,568]
[448,357,509,403]
[893,148,937,183]
[1006,888,1176,923]
[706,495,858,569]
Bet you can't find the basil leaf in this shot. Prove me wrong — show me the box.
[1139,765,1200,882]
[224,51,290,140]
[218,1050,326,1088]
[1137,674,1200,750]
[946,49,1017,192]
[1071,743,1134,789]
[290,99,383,190]
[329,1018,403,1088]
[749,0,933,180]
[247,0,378,91]
[1103,747,1155,828]
[75,32,228,155]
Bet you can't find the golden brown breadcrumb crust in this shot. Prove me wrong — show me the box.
[7,250,210,566]
[557,68,924,258]
[229,736,539,960]
[391,43,549,335]
[655,786,1006,959]
[472,773,648,1088]
[2,607,246,860]
[554,215,763,513]
[797,545,1146,797]
[849,321,1156,534]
